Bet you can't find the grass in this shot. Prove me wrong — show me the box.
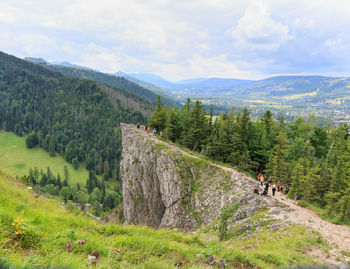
[282,89,319,100]
[0,170,326,268]
[245,100,278,104]
[222,208,329,269]
[0,131,89,186]
[0,170,257,268]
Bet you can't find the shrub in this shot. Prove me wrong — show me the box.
[72,157,79,170]
[219,203,240,241]
[25,132,38,148]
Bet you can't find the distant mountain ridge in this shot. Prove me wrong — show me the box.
[23,57,350,110]
[120,72,350,106]
[24,57,177,107]
[52,61,94,71]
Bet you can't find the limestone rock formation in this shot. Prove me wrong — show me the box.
[120,123,267,229]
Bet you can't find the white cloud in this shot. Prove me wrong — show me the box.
[1,0,350,79]
[231,1,294,51]
[187,53,255,79]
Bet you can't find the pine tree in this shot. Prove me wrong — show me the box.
[72,157,79,170]
[49,135,55,157]
[149,96,168,132]
[266,130,289,180]
[166,106,182,142]
[180,98,192,141]
[103,160,110,180]
[182,100,208,151]
[56,173,62,189]
[34,166,39,182]
[64,165,69,183]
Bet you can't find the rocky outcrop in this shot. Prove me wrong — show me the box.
[120,123,268,229]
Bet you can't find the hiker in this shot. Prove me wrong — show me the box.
[137,123,140,129]
[260,175,264,186]
[254,184,260,195]
[295,193,300,204]
[268,176,272,184]
[153,129,157,135]
[257,173,262,182]
[285,184,290,195]
[272,182,276,196]
[262,181,269,196]
[277,180,282,191]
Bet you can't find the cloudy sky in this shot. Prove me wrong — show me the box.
[1,0,350,81]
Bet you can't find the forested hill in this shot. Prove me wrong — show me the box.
[0,50,147,179]
[149,99,350,223]
[24,58,177,108]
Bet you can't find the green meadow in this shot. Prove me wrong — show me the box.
[0,131,89,186]
[0,171,325,269]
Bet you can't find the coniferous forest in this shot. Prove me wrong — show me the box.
[1,51,349,222]
[150,97,350,222]
[0,51,147,214]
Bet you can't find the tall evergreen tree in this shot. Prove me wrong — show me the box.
[49,135,56,157]
[266,130,289,180]
[149,96,168,132]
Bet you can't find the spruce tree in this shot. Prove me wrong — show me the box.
[49,135,55,157]
[149,95,168,132]
[182,100,208,151]
[266,130,289,180]
[56,173,62,189]
[64,165,69,183]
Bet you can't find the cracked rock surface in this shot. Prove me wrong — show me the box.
[120,123,267,229]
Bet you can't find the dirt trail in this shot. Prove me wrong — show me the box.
[141,128,350,263]
[273,191,350,255]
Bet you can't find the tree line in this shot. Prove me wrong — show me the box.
[24,166,121,216]
[0,51,147,182]
[149,97,350,222]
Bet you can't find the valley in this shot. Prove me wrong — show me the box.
[0,51,349,268]
[2,0,350,268]
[0,131,89,186]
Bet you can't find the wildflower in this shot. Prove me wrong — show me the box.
[67,243,72,252]
[78,240,86,245]
[114,248,121,254]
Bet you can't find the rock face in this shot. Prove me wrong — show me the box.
[120,123,267,229]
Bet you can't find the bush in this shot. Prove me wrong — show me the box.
[72,157,79,170]
[42,184,60,196]
[25,132,38,148]
[219,203,240,241]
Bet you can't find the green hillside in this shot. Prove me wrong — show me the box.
[0,131,88,186]
[24,58,177,108]
[0,51,147,179]
[0,171,327,268]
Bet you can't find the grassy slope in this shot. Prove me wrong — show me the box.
[0,169,330,269]
[0,131,88,186]
[0,171,326,269]
[0,170,250,269]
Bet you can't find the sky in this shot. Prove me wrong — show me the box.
[1,0,350,81]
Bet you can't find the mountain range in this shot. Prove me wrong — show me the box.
[114,71,350,105]
[23,58,350,121]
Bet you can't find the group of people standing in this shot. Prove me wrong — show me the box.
[255,173,290,197]
[137,122,148,131]
[136,123,163,136]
